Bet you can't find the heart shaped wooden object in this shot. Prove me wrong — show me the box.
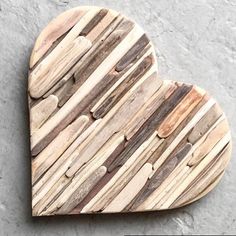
[29,6,232,216]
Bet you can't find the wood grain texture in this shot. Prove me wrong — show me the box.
[28,6,232,216]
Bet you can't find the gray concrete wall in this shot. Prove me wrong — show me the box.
[0,0,236,235]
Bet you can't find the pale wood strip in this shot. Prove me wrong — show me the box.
[29,36,92,98]
[86,10,118,42]
[29,7,86,68]
[103,163,153,213]
[62,14,123,84]
[157,86,206,138]
[160,132,231,209]
[30,24,145,153]
[152,98,216,175]
[33,175,70,216]
[184,171,224,206]
[90,47,153,113]
[32,119,102,206]
[80,133,162,213]
[152,166,191,209]
[188,118,229,166]
[65,71,161,178]
[188,103,223,144]
[29,9,100,91]
[32,115,89,183]
[40,133,125,215]
[56,166,107,215]
[123,80,177,140]
[42,77,69,98]
[172,142,232,208]
[30,95,58,134]
[80,9,108,36]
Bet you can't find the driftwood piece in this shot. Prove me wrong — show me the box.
[28,6,232,216]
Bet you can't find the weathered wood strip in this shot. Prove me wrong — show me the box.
[29,37,92,98]
[107,84,192,173]
[115,34,149,72]
[30,95,58,134]
[90,47,153,113]
[81,133,161,213]
[188,103,223,144]
[103,163,153,213]
[152,98,216,175]
[32,115,89,183]
[58,19,135,106]
[56,166,107,214]
[188,118,229,166]
[61,14,123,85]
[92,55,154,119]
[80,9,108,36]
[157,86,205,138]
[29,8,101,97]
[30,8,86,68]
[86,10,119,42]
[41,133,125,215]
[123,80,177,140]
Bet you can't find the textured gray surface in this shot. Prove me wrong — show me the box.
[0,0,236,235]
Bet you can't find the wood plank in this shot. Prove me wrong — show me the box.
[29,7,86,68]
[30,95,58,134]
[157,86,206,138]
[29,36,92,98]
[115,34,150,72]
[103,163,153,212]
[56,166,107,214]
[188,103,223,144]
[188,118,229,166]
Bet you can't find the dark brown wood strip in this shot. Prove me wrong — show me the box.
[126,143,192,211]
[92,55,154,119]
[115,34,150,72]
[107,84,192,173]
[80,9,108,36]
[70,168,119,214]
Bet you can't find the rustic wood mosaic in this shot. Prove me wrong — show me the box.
[29,6,232,216]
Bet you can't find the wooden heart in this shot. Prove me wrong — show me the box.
[29,6,232,216]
